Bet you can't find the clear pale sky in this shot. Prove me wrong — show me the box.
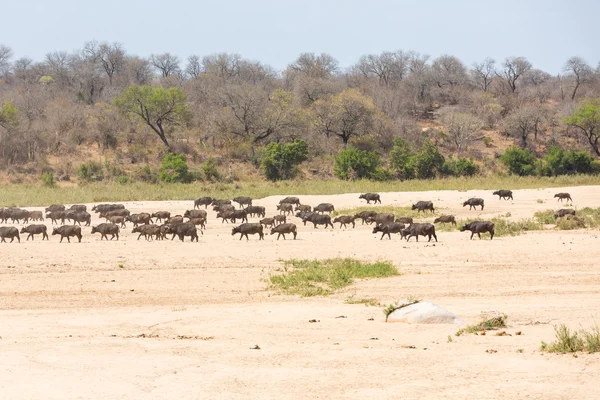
[1,0,597,74]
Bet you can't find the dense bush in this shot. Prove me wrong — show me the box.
[201,157,221,181]
[499,146,536,176]
[441,158,480,177]
[334,147,381,180]
[389,139,446,179]
[537,147,600,176]
[389,138,415,179]
[260,139,309,181]
[41,171,56,187]
[412,141,445,179]
[159,153,192,183]
[77,161,105,183]
[134,164,159,183]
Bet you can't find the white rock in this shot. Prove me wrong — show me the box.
[386,302,465,325]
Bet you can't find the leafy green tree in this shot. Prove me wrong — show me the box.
[334,147,380,180]
[159,153,191,183]
[413,141,445,179]
[114,85,187,150]
[261,139,309,181]
[564,99,600,156]
[499,146,536,176]
[0,102,19,131]
[389,137,415,179]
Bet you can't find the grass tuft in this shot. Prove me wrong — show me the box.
[383,296,421,321]
[269,258,398,297]
[345,296,380,306]
[456,314,507,336]
[535,207,600,229]
[541,324,600,354]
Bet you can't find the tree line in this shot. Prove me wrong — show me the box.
[0,41,599,180]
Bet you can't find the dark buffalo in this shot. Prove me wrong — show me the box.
[188,217,206,230]
[271,223,297,240]
[295,204,312,213]
[232,223,264,241]
[166,222,199,242]
[108,216,127,228]
[493,190,513,200]
[233,196,253,207]
[554,193,573,202]
[69,204,87,212]
[213,204,235,213]
[69,211,92,226]
[274,215,287,225]
[463,198,484,210]
[402,223,437,242]
[433,215,456,226]
[92,204,125,213]
[184,209,207,220]
[555,209,576,219]
[166,215,184,225]
[295,211,315,225]
[0,226,20,243]
[91,223,120,240]
[303,214,334,229]
[277,203,293,215]
[359,193,381,204]
[333,215,356,228]
[412,201,434,213]
[354,211,378,225]
[314,203,335,214]
[194,196,215,209]
[20,224,49,241]
[395,217,413,225]
[29,211,44,221]
[46,211,67,225]
[260,218,275,228]
[228,210,249,223]
[52,225,82,243]
[372,222,406,240]
[45,204,65,213]
[126,213,153,227]
[132,224,162,241]
[279,197,301,206]
[211,199,232,208]
[10,209,30,224]
[216,211,234,224]
[99,209,130,218]
[366,213,395,226]
[460,221,495,240]
[244,206,266,218]
[151,211,171,223]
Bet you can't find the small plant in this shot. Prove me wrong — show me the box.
[456,314,507,336]
[118,264,124,269]
[41,171,56,187]
[536,199,544,204]
[516,348,524,353]
[504,212,512,217]
[345,296,379,306]
[482,136,493,147]
[383,297,421,322]
[447,335,453,343]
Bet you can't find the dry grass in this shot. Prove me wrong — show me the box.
[4,174,600,207]
[455,314,508,336]
[541,324,600,354]
[534,207,600,230]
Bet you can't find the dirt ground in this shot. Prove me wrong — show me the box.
[1,186,600,399]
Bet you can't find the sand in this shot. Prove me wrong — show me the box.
[1,186,599,399]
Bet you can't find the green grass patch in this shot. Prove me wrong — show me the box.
[540,324,600,354]
[268,258,399,297]
[3,175,600,207]
[437,217,543,237]
[535,207,600,230]
[456,314,508,336]
[344,296,380,306]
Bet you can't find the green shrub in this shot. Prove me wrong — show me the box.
[482,136,493,147]
[260,139,309,181]
[389,137,416,179]
[116,175,130,185]
[159,153,191,183]
[77,161,104,183]
[499,146,536,176]
[412,140,445,179]
[134,164,158,183]
[537,147,600,176]
[201,157,221,182]
[334,147,381,180]
[41,171,56,187]
[442,158,480,177]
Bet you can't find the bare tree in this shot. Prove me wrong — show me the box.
[44,51,72,85]
[504,106,543,148]
[352,50,408,86]
[471,58,495,92]
[440,111,483,155]
[149,53,181,78]
[496,57,532,93]
[124,56,153,85]
[563,56,593,100]
[0,44,12,74]
[83,41,125,85]
[202,53,242,82]
[185,55,202,79]
[288,53,338,79]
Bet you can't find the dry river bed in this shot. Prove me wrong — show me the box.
[1,186,599,399]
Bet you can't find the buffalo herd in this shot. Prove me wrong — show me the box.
[0,190,577,244]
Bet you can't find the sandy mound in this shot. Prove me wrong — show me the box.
[387,302,466,325]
